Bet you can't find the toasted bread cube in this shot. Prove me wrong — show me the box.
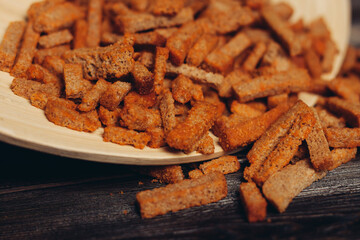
[327,148,357,171]
[10,78,61,100]
[42,56,65,78]
[45,98,101,132]
[261,6,301,56]
[186,34,219,67]
[34,44,70,65]
[166,101,217,152]
[33,2,84,33]
[138,165,184,184]
[166,20,205,66]
[171,74,193,104]
[233,68,311,103]
[131,61,154,95]
[306,108,333,171]
[146,127,166,148]
[0,21,26,72]
[267,94,288,109]
[136,172,227,218]
[239,182,267,223]
[321,39,338,73]
[243,42,267,72]
[327,78,360,103]
[100,81,131,111]
[195,133,214,155]
[326,97,360,127]
[98,106,122,127]
[39,29,73,49]
[86,0,103,47]
[304,48,322,78]
[103,126,151,149]
[78,78,110,112]
[10,22,40,78]
[64,63,93,99]
[188,169,204,179]
[262,160,326,213]
[230,101,264,119]
[121,104,162,131]
[150,0,185,16]
[73,19,88,49]
[324,128,360,148]
[199,156,240,175]
[153,47,169,95]
[315,107,346,128]
[159,88,177,134]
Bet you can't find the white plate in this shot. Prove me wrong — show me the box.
[0,0,351,165]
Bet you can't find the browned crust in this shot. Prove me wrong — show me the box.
[150,0,185,16]
[239,182,267,222]
[86,0,103,47]
[327,148,357,171]
[233,68,311,103]
[78,78,110,112]
[10,22,40,78]
[306,108,333,171]
[136,172,227,218]
[99,81,132,111]
[186,34,219,67]
[324,128,360,148]
[261,5,302,56]
[138,165,184,184]
[218,102,290,152]
[103,126,151,149]
[199,156,240,175]
[63,63,92,99]
[39,29,73,49]
[262,159,326,213]
[34,44,70,65]
[325,97,360,127]
[243,42,267,72]
[252,111,316,186]
[73,19,88,49]
[153,47,169,95]
[159,88,177,134]
[304,48,322,78]
[0,21,26,72]
[166,101,217,152]
[131,61,154,95]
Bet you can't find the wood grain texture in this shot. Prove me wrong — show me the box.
[0,141,360,239]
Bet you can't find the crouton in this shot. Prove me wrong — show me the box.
[199,156,240,175]
[63,63,92,99]
[131,61,154,95]
[136,172,227,218]
[86,0,103,47]
[99,81,132,110]
[103,126,151,149]
[324,128,360,148]
[326,97,360,127]
[239,182,267,222]
[38,29,73,49]
[78,78,110,112]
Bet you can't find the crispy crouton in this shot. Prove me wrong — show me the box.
[188,169,204,179]
[103,126,151,149]
[230,101,264,119]
[34,44,70,65]
[195,133,215,154]
[150,0,185,16]
[262,159,326,213]
[78,78,110,112]
[121,104,162,131]
[153,47,169,95]
[131,61,154,95]
[171,75,193,104]
[33,2,84,33]
[233,68,311,103]
[304,49,322,78]
[186,34,219,67]
[0,21,26,72]
[38,30,73,49]
[306,108,332,171]
[326,97,360,127]
[159,89,177,134]
[166,101,217,152]
[64,63,93,99]
[327,78,359,103]
[252,111,316,186]
[199,155,240,175]
[218,102,290,152]
[146,127,166,148]
[73,19,88,49]
[99,81,132,110]
[243,42,267,72]
[10,78,61,100]
[10,22,40,78]
[138,165,184,183]
[327,148,357,171]
[136,171,227,218]
[324,128,360,148]
[98,106,122,126]
[261,6,301,56]
[239,182,267,222]
[86,0,103,47]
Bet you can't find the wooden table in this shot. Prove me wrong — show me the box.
[2,2,360,239]
[1,140,360,239]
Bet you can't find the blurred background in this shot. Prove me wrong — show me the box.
[351,0,360,46]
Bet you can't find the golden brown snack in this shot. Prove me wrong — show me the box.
[0,21,26,72]
[204,32,251,73]
[195,133,214,155]
[159,89,177,134]
[10,22,40,78]
[171,74,194,104]
[131,61,154,95]
[86,0,103,47]
[34,44,70,64]
[136,172,227,219]
[63,63,92,99]
[233,68,311,103]
[99,81,132,111]
[239,182,267,223]
[73,19,88,49]
[262,159,326,213]
[304,49,322,78]
[267,94,288,109]
[324,128,360,148]
[153,47,169,95]
[38,29,73,49]
[230,101,264,119]
[137,165,184,184]
[42,56,65,78]
[98,106,122,127]
[199,156,240,175]
[166,101,217,153]
[166,20,205,66]
[327,78,360,103]
[188,169,204,179]
[261,5,301,56]
[121,104,162,131]
[146,127,166,148]
[218,102,290,152]
[78,78,110,112]
[103,126,151,149]
[252,111,316,186]
[186,34,218,67]
[325,97,360,127]
[306,108,332,171]
[33,2,84,33]
[242,42,267,72]
[327,148,357,171]
[150,0,185,16]
[321,39,338,73]
[45,97,101,132]
[10,78,60,100]
[315,107,346,128]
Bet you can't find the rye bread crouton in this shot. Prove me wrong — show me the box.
[199,156,240,175]
[131,61,154,95]
[324,128,360,148]
[38,29,73,49]
[262,159,327,213]
[103,126,151,149]
[136,171,227,218]
[99,81,132,110]
[325,97,360,127]
[0,21,26,72]
[239,182,267,223]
